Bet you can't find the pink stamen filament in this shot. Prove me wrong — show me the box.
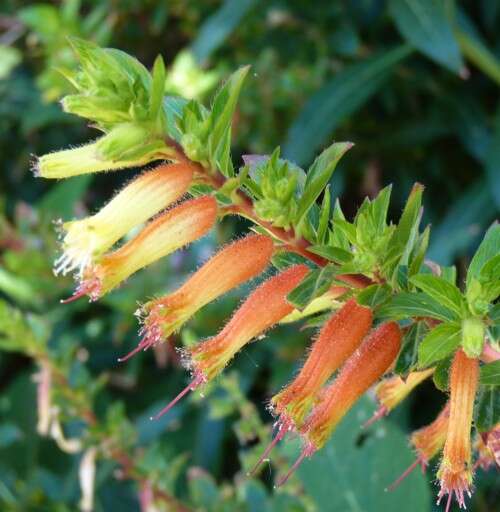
[362,405,388,429]
[275,443,315,487]
[385,457,427,492]
[60,287,89,304]
[150,372,206,421]
[248,416,293,476]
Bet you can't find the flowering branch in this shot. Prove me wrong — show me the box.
[32,38,500,510]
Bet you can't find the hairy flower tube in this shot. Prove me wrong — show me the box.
[249,299,372,474]
[364,368,435,427]
[63,196,217,302]
[151,264,309,420]
[387,402,450,491]
[119,234,275,361]
[277,321,402,486]
[437,349,479,511]
[55,163,193,276]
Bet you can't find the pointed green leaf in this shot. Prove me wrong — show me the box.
[296,142,353,224]
[467,223,500,288]
[475,386,500,432]
[389,0,464,74]
[395,321,429,376]
[417,323,461,368]
[410,274,465,318]
[378,292,458,322]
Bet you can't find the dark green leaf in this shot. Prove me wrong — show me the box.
[417,323,461,368]
[475,386,500,432]
[480,360,500,386]
[395,321,428,375]
[389,0,464,74]
[287,265,338,310]
[190,0,258,62]
[283,45,412,165]
[433,357,452,391]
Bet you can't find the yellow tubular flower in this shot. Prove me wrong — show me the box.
[55,163,193,276]
[63,196,217,303]
[364,368,435,427]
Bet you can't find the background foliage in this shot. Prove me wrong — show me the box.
[0,1,498,511]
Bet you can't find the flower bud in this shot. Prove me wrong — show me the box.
[36,129,175,179]
[272,299,372,427]
[64,196,217,302]
[276,322,402,486]
[120,234,274,361]
[55,163,193,276]
[461,317,485,358]
[150,265,309,421]
[437,349,479,510]
[364,368,434,427]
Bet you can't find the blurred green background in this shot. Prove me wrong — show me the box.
[0,1,498,511]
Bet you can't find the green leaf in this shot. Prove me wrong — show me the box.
[467,223,500,288]
[378,292,458,322]
[384,183,424,279]
[417,323,461,368]
[307,245,353,264]
[433,357,452,391]
[296,142,353,225]
[208,66,250,176]
[316,186,331,244]
[389,0,464,74]
[287,265,338,310]
[357,284,392,310]
[149,55,166,119]
[395,321,428,375]
[190,0,258,62]
[475,386,500,432]
[480,360,500,386]
[283,397,431,512]
[410,274,465,318]
[271,252,312,271]
[283,45,412,166]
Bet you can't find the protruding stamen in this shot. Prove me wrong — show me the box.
[385,457,425,492]
[275,443,315,487]
[60,288,89,304]
[150,373,206,421]
[248,416,292,476]
[362,405,388,429]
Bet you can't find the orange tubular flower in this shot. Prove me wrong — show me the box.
[119,234,275,361]
[54,163,193,276]
[364,368,435,427]
[387,402,450,491]
[151,264,309,420]
[249,299,372,475]
[437,350,479,511]
[277,321,402,486]
[63,196,217,302]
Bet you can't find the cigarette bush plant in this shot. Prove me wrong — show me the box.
[1,2,499,511]
[31,38,500,510]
